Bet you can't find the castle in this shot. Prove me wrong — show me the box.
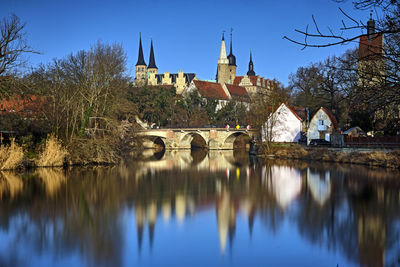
[134,32,277,98]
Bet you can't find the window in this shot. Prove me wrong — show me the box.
[319,120,324,125]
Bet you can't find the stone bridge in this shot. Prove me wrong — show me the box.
[138,128,258,150]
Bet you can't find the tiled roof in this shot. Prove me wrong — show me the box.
[233,76,243,85]
[291,106,307,121]
[225,84,250,102]
[0,95,47,116]
[358,34,383,60]
[248,76,258,86]
[193,80,229,100]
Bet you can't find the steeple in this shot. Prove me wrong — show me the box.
[136,33,146,66]
[218,32,229,65]
[227,29,236,66]
[148,39,157,69]
[247,51,255,76]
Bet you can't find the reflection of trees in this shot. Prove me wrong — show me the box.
[0,156,399,267]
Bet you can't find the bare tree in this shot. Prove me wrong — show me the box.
[0,14,38,75]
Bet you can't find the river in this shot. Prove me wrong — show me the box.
[0,149,399,267]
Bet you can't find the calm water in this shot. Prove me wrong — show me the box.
[0,149,400,267]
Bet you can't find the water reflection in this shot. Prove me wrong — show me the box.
[0,150,399,267]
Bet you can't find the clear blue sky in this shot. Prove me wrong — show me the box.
[2,0,369,86]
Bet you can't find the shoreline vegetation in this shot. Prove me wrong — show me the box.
[1,136,399,170]
[261,144,400,169]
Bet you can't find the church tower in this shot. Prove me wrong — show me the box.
[247,52,255,76]
[147,39,158,75]
[217,33,230,84]
[135,33,147,85]
[358,14,384,88]
[227,30,237,84]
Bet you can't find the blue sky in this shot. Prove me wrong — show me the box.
[2,0,369,85]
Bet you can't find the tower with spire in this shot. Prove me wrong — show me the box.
[217,32,230,84]
[227,29,237,84]
[247,52,255,76]
[147,39,158,75]
[135,33,147,85]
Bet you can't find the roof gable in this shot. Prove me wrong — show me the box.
[310,107,338,129]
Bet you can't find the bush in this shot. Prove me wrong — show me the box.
[0,140,24,170]
[37,135,68,167]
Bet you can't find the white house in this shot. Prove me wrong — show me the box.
[307,107,338,144]
[262,103,303,142]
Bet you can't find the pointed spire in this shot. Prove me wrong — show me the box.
[218,32,229,65]
[136,33,146,66]
[148,39,157,69]
[228,28,236,66]
[247,51,255,76]
[367,10,375,40]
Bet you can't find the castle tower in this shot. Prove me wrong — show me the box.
[147,39,158,75]
[227,30,237,84]
[247,52,255,76]
[135,33,147,85]
[217,33,230,84]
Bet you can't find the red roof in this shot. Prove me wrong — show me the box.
[0,95,48,116]
[358,34,383,60]
[225,84,250,102]
[193,80,229,100]
[248,76,258,86]
[291,106,307,121]
[233,76,243,85]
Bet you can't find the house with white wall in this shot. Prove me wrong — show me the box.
[262,103,303,142]
[307,107,338,144]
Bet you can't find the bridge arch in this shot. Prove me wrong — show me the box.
[180,132,208,149]
[142,135,166,149]
[223,132,252,150]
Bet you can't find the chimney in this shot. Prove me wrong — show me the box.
[367,12,375,41]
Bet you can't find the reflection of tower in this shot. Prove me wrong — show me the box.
[175,194,186,224]
[162,200,171,222]
[147,201,157,250]
[216,189,237,255]
[217,190,230,254]
[134,205,146,253]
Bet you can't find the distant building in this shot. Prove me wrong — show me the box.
[307,107,338,144]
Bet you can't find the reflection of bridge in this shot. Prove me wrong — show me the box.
[138,128,257,150]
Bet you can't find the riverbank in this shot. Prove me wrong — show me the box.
[262,144,400,169]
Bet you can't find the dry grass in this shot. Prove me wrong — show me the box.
[37,135,68,167]
[0,140,24,170]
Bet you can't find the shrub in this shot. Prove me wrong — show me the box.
[0,140,24,170]
[37,135,68,167]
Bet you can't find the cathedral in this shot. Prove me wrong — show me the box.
[134,32,277,98]
[134,34,196,94]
